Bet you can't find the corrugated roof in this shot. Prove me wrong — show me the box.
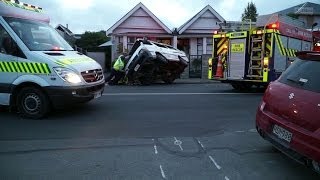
[277,2,320,15]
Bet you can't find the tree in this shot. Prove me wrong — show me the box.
[241,2,258,22]
[75,31,111,70]
[75,31,109,51]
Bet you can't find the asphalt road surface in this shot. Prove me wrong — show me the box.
[0,82,318,179]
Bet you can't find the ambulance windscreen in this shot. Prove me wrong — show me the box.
[4,17,73,51]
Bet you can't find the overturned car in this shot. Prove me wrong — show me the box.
[125,39,189,85]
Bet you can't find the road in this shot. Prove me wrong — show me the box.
[0,82,318,179]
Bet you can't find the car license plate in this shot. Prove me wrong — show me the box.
[94,91,102,99]
[134,64,140,71]
[272,124,292,142]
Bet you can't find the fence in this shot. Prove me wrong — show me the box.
[189,55,202,78]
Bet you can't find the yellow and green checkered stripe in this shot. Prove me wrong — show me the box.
[274,34,298,57]
[264,33,273,58]
[0,62,51,74]
[284,48,297,57]
[54,57,95,67]
[274,34,286,56]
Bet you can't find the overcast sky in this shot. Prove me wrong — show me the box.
[23,0,319,34]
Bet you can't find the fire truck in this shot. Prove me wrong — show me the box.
[313,31,320,51]
[208,14,313,90]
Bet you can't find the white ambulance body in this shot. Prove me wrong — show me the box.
[0,0,105,118]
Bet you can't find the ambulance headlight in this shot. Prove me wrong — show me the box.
[53,67,82,84]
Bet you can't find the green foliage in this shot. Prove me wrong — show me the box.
[75,31,111,70]
[75,31,109,51]
[241,2,258,22]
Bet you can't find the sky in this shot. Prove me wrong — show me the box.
[22,0,320,34]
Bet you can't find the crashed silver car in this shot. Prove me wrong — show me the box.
[125,39,189,85]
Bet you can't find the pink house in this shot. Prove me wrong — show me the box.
[106,3,225,78]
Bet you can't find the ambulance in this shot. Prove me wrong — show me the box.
[0,0,105,119]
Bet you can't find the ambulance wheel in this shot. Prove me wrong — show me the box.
[17,87,50,119]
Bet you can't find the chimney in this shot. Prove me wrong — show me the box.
[66,24,68,29]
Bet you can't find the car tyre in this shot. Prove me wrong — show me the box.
[17,87,50,119]
[156,53,168,64]
[162,75,176,84]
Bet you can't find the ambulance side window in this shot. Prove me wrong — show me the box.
[0,24,25,59]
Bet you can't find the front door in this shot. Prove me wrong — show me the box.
[0,23,18,105]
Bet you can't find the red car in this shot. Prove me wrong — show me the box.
[256,51,320,173]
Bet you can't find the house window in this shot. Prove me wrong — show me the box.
[127,36,142,51]
[197,38,203,56]
[206,37,213,55]
[156,38,171,45]
[177,39,190,55]
[117,36,123,53]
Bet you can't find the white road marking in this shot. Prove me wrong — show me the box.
[105,84,230,87]
[235,130,245,133]
[174,137,183,151]
[102,92,260,96]
[160,165,166,179]
[154,145,158,154]
[209,155,221,170]
[225,176,230,180]
[197,139,205,148]
[248,129,258,133]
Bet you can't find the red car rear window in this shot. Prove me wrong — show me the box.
[278,58,320,93]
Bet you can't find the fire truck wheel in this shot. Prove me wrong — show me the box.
[17,87,50,119]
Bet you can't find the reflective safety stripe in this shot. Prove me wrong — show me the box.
[216,38,228,56]
[274,34,286,56]
[211,37,228,78]
[252,29,280,34]
[208,58,213,79]
[213,33,229,38]
[55,57,95,66]
[285,48,297,57]
[274,34,298,57]
[263,68,268,82]
[265,33,273,58]
[0,61,51,74]
[263,58,269,82]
